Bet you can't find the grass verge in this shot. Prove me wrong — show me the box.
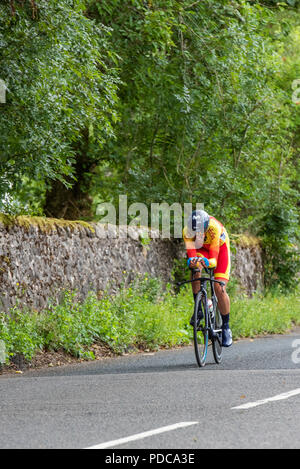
[0,276,299,367]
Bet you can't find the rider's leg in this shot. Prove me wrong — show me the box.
[214,280,230,317]
[213,240,230,321]
[214,280,232,347]
[192,247,209,298]
[214,239,232,346]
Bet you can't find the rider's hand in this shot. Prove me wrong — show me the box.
[187,256,208,269]
[187,257,199,269]
[187,256,210,269]
[198,257,209,268]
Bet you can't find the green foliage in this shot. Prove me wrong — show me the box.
[0,276,299,364]
[0,0,119,204]
[230,288,300,338]
[171,257,190,286]
[259,202,300,290]
[86,0,299,233]
[0,306,43,360]
[0,276,191,361]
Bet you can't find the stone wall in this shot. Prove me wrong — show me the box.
[230,235,264,295]
[0,216,264,311]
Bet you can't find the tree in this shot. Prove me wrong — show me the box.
[0,0,119,217]
[1,0,299,238]
[87,0,299,234]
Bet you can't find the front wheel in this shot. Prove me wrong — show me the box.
[193,292,208,367]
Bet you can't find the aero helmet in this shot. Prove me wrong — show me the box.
[187,210,210,235]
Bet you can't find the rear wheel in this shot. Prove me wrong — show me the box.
[193,292,208,367]
[212,303,223,364]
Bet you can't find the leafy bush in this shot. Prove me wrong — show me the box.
[259,203,300,291]
[0,307,43,361]
[230,289,300,338]
[0,276,299,363]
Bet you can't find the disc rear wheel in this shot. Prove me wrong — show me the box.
[212,303,223,364]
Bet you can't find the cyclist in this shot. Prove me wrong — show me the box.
[183,209,232,347]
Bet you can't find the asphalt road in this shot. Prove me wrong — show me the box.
[0,330,300,449]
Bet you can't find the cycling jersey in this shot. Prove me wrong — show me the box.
[183,216,230,281]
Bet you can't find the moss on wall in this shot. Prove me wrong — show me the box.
[0,214,95,234]
[231,233,261,249]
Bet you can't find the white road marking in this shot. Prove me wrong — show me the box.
[232,388,300,410]
[85,421,199,449]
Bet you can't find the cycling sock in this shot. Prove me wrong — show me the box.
[193,293,197,302]
[222,313,230,326]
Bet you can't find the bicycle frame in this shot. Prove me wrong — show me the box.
[177,268,224,342]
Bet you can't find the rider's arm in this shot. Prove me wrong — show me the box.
[204,253,217,269]
[183,226,197,258]
[193,218,223,268]
[183,223,221,268]
[205,225,222,268]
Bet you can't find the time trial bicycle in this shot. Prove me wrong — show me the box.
[177,267,225,367]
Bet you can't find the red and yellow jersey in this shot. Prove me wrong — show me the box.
[183,216,229,269]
